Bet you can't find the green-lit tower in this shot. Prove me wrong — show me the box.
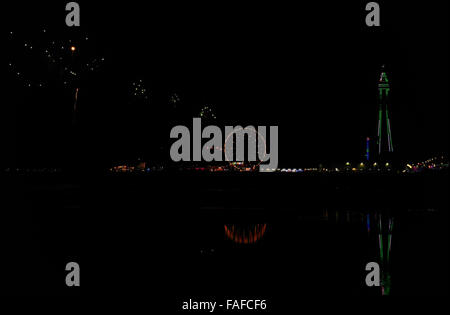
[376,65,394,158]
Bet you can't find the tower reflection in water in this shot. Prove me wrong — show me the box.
[223,209,395,295]
[323,209,394,295]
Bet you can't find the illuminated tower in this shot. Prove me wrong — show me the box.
[376,65,394,158]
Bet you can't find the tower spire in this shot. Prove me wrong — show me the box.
[376,65,394,158]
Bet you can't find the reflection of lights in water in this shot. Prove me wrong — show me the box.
[224,223,267,244]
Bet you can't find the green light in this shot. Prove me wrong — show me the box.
[377,108,382,148]
[387,219,394,264]
[378,216,384,265]
[379,234,384,263]
[387,234,391,263]
[377,68,393,155]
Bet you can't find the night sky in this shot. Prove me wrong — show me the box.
[3,1,448,168]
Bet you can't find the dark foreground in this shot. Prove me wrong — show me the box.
[1,171,448,303]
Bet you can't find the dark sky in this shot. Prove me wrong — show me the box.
[3,1,449,168]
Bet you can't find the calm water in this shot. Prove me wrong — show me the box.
[1,172,448,298]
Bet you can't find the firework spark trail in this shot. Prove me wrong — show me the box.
[74,87,79,112]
